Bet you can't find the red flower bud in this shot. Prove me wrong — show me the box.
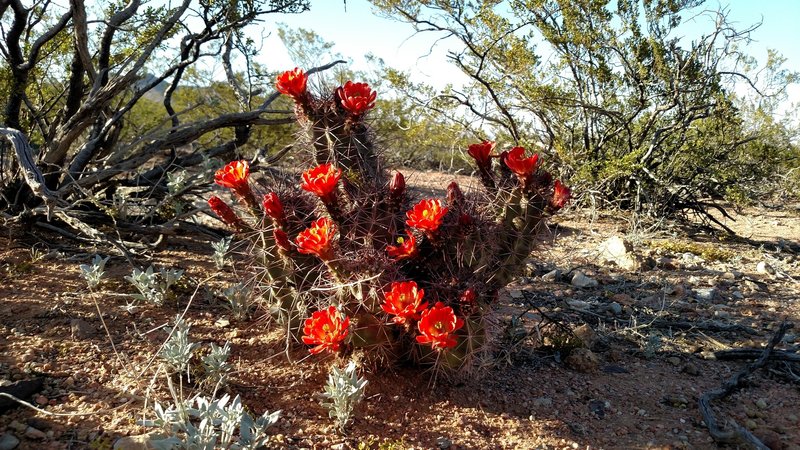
[208,196,244,230]
[389,171,406,201]
[262,192,284,223]
[460,288,477,305]
[458,213,473,228]
[446,181,465,207]
[273,229,292,252]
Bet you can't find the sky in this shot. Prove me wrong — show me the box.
[256,0,800,110]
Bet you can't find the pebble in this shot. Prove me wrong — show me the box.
[666,356,681,367]
[70,319,95,339]
[509,290,523,300]
[755,398,768,409]
[533,397,553,407]
[24,427,46,440]
[756,261,775,275]
[731,290,744,300]
[34,395,48,406]
[566,299,591,310]
[435,436,452,449]
[7,422,26,434]
[693,287,717,302]
[0,433,19,450]
[565,348,600,372]
[745,419,758,430]
[542,269,561,282]
[713,310,731,319]
[607,302,623,315]
[682,363,700,376]
[573,324,598,349]
[571,271,599,288]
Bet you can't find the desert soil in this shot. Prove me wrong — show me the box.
[1,169,799,450]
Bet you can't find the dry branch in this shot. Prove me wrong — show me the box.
[698,321,793,449]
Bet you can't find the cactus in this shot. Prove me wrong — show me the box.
[207,68,571,375]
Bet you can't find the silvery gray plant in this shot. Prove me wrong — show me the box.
[79,255,109,289]
[126,265,184,306]
[211,237,232,270]
[202,342,232,388]
[221,283,254,320]
[321,361,368,433]
[160,317,199,375]
[141,394,280,450]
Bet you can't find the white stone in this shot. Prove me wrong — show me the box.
[597,236,639,271]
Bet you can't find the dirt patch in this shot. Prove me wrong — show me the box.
[1,174,799,449]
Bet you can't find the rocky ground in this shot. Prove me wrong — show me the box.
[1,170,799,449]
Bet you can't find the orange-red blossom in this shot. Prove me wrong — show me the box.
[416,302,464,350]
[381,281,428,325]
[301,306,350,355]
[301,163,342,203]
[276,67,308,101]
[386,231,417,260]
[295,217,337,260]
[405,199,448,234]
[336,81,377,116]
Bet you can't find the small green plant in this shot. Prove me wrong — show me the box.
[648,240,734,262]
[80,255,110,289]
[201,342,232,388]
[141,394,280,450]
[211,236,232,270]
[126,265,184,306]
[321,361,368,433]
[160,317,199,375]
[221,283,254,320]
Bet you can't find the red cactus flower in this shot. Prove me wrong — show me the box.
[468,141,495,168]
[262,192,284,223]
[551,180,572,209]
[301,306,350,354]
[503,146,539,177]
[416,302,464,350]
[215,160,251,195]
[389,171,406,201]
[336,81,376,116]
[301,163,342,203]
[386,231,417,260]
[295,217,337,260]
[273,229,292,252]
[276,67,308,100]
[208,196,244,230]
[381,281,428,325]
[406,199,448,233]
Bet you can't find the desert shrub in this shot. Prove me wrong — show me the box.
[206,69,570,381]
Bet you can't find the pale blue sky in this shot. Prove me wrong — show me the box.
[257,0,799,107]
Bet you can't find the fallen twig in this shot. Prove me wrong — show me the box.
[714,348,800,363]
[698,321,793,449]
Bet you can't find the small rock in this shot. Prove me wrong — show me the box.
[656,257,678,270]
[607,302,623,315]
[756,261,775,275]
[0,433,20,450]
[566,299,591,310]
[509,290,524,300]
[713,310,731,319]
[731,290,744,300]
[113,434,158,450]
[611,293,633,305]
[755,398,768,410]
[34,395,48,406]
[214,317,230,328]
[7,422,26,434]
[745,419,758,430]
[565,348,600,373]
[70,319,95,339]
[598,236,640,271]
[666,356,681,367]
[662,394,689,407]
[571,271,598,288]
[435,436,452,449]
[23,427,46,440]
[533,397,553,407]
[687,275,702,285]
[693,287,717,302]
[682,363,700,376]
[542,269,561,282]
[573,324,599,349]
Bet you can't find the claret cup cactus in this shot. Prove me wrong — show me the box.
[209,67,571,374]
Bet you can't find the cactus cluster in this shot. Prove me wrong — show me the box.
[207,68,571,373]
